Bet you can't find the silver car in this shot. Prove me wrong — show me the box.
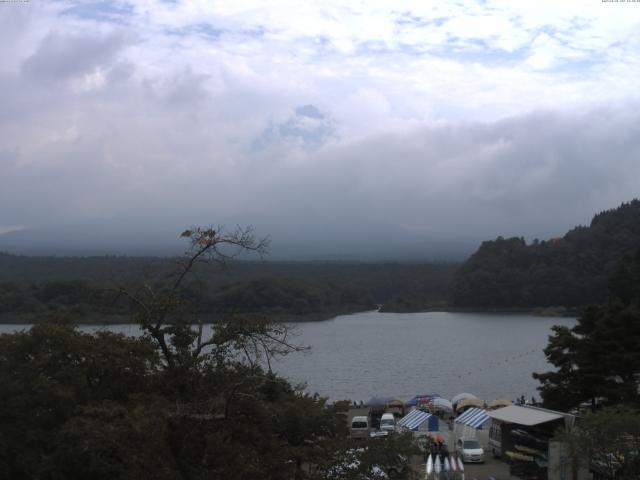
[456,438,485,463]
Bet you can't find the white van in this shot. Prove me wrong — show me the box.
[350,416,370,439]
[380,413,396,433]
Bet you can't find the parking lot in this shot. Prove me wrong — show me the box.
[348,407,519,480]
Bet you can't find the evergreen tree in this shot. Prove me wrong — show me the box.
[453,199,640,308]
[533,250,640,410]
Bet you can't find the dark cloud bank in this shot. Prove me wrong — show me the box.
[1,25,639,259]
[2,100,639,260]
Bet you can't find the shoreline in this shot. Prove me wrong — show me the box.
[0,308,371,325]
[0,305,579,325]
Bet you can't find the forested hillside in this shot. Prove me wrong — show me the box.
[452,200,640,309]
[0,255,456,321]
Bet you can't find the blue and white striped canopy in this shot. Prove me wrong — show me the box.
[397,409,432,430]
[454,407,490,429]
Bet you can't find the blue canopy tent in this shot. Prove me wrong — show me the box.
[397,409,439,432]
[367,396,395,408]
[454,407,490,429]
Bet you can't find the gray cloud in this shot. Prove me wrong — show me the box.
[4,91,638,259]
[2,2,640,259]
[234,105,640,253]
[21,29,129,81]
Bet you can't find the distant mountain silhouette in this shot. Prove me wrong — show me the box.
[452,199,640,309]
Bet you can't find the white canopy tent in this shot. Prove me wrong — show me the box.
[451,392,477,409]
[432,397,453,413]
[487,405,563,426]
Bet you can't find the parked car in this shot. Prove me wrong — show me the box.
[351,416,370,439]
[456,438,485,463]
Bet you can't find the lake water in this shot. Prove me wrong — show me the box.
[0,311,574,403]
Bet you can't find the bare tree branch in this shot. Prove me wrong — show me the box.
[107,225,307,378]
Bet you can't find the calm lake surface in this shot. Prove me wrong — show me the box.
[0,311,575,403]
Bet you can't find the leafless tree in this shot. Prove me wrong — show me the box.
[114,225,305,370]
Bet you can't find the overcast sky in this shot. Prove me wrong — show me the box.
[1,1,640,257]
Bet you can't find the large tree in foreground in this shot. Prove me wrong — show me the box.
[556,407,640,480]
[533,250,640,411]
[0,226,416,480]
[0,322,353,480]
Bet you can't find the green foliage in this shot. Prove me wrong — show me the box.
[557,407,640,479]
[533,250,640,411]
[0,227,416,479]
[0,323,159,479]
[317,431,418,480]
[0,320,360,479]
[0,257,457,320]
[205,277,375,315]
[48,402,179,480]
[453,200,640,308]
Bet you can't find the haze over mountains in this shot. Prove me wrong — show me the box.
[0,218,479,260]
[0,194,636,262]
[3,200,639,322]
[1,196,637,261]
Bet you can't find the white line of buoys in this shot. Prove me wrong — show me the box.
[458,456,465,480]
[450,455,457,472]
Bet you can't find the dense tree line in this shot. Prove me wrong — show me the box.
[4,200,640,316]
[533,249,640,412]
[0,278,376,321]
[0,280,124,318]
[453,200,640,309]
[0,254,456,321]
[534,249,640,479]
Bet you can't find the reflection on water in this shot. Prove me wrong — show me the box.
[0,311,574,403]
